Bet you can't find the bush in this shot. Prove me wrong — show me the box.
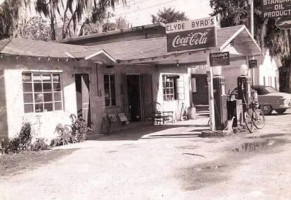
[5,123,32,153]
[70,114,91,143]
[30,138,49,151]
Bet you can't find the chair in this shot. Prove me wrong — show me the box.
[152,102,174,125]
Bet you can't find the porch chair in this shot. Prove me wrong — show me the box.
[152,102,174,125]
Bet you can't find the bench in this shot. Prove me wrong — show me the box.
[101,113,129,134]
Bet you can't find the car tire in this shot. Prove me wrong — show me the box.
[261,105,272,115]
[275,109,287,115]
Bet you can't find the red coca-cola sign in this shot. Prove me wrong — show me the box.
[167,27,216,52]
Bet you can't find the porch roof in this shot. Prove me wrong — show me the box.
[69,25,261,65]
[0,25,261,66]
[0,38,116,64]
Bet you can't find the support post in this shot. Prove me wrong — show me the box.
[206,50,215,131]
[249,0,254,37]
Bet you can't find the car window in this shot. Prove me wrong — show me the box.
[264,86,277,93]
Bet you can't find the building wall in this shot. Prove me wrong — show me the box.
[0,69,8,140]
[155,65,191,121]
[0,57,100,139]
[255,51,279,90]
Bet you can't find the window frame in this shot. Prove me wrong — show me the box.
[162,75,178,101]
[22,72,64,113]
[104,74,116,107]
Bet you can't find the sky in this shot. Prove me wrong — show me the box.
[110,0,213,26]
[0,0,213,26]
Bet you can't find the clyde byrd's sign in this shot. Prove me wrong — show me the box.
[166,17,217,52]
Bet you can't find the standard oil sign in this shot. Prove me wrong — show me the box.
[166,17,217,52]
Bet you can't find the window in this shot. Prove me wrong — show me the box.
[22,72,63,113]
[162,75,178,101]
[104,74,116,106]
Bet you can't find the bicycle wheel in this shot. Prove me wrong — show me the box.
[253,109,265,129]
[244,111,254,133]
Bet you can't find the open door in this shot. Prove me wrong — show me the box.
[75,74,91,126]
[127,75,141,122]
[141,74,153,120]
[192,74,209,105]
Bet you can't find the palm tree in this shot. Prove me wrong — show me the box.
[35,0,126,40]
[151,7,188,24]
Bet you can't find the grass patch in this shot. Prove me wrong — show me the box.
[0,149,76,177]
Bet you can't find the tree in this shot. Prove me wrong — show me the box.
[210,0,291,91]
[16,16,51,41]
[35,0,126,40]
[0,0,30,39]
[151,7,188,24]
[102,16,130,32]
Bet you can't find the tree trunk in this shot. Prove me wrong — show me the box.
[50,17,56,40]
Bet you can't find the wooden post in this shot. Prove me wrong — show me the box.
[206,50,215,131]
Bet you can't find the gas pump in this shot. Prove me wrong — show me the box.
[237,75,252,111]
[213,75,228,130]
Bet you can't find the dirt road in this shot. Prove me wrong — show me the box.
[1,113,291,200]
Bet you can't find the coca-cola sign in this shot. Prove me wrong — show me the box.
[166,27,216,52]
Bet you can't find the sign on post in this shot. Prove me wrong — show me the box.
[275,16,291,29]
[262,0,291,19]
[249,59,258,68]
[166,17,217,52]
[210,52,230,67]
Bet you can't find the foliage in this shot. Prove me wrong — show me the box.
[209,0,290,58]
[102,17,130,32]
[30,138,49,151]
[70,114,91,143]
[5,122,32,153]
[15,16,51,41]
[52,123,72,146]
[35,0,127,40]
[51,114,91,146]
[0,0,29,39]
[151,7,188,24]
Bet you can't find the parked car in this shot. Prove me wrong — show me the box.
[230,85,291,115]
[252,85,291,115]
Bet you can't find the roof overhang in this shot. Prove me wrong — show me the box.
[85,50,116,64]
[220,26,262,56]
[118,25,261,65]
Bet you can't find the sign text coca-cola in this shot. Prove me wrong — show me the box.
[167,27,216,52]
[166,17,216,52]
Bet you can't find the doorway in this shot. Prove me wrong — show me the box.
[127,75,141,122]
[75,74,91,126]
[192,74,209,105]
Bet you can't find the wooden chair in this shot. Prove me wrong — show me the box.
[152,102,174,125]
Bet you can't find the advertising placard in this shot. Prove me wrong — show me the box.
[249,59,258,68]
[209,52,230,67]
[166,17,217,52]
[262,0,291,19]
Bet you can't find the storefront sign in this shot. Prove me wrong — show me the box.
[249,59,258,68]
[166,17,217,52]
[210,52,230,67]
[262,0,291,19]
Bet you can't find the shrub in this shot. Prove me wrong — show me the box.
[51,124,72,147]
[30,138,49,151]
[70,114,91,143]
[5,123,32,153]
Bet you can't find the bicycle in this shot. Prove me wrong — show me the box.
[243,96,265,133]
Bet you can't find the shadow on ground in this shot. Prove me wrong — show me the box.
[88,122,210,141]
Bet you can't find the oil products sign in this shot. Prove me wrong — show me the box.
[166,17,217,52]
[262,0,291,18]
